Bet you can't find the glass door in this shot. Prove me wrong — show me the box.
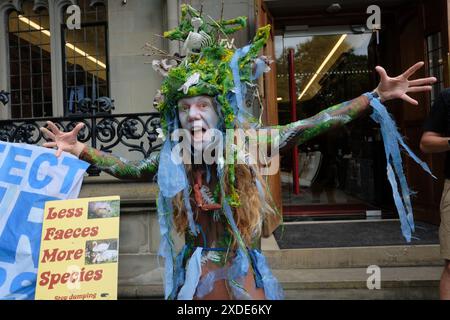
[275,29,389,217]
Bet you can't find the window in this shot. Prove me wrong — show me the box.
[8,1,52,119]
[62,0,109,115]
[426,32,445,103]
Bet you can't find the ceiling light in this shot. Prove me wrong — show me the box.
[18,15,106,69]
[298,34,347,101]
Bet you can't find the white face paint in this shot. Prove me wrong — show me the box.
[177,95,219,151]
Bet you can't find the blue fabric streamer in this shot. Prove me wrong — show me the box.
[230,45,260,124]
[248,249,264,288]
[227,249,251,300]
[195,248,250,299]
[365,93,435,242]
[196,265,227,298]
[230,45,250,111]
[252,250,284,300]
[251,57,268,80]
[156,192,175,299]
[177,247,203,300]
[158,139,187,198]
[170,244,188,299]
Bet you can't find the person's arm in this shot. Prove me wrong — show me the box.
[420,90,450,154]
[420,132,450,154]
[274,95,370,151]
[79,145,159,181]
[40,121,159,181]
[263,62,436,153]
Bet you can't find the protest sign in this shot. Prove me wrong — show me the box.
[0,141,89,300]
[35,196,120,300]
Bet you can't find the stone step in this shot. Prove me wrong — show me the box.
[273,266,442,300]
[117,244,443,299]
[263,245,442,269]
[118,266,442,300]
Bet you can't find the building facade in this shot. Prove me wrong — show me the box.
[0,0,449,299]
[0,0,259,299]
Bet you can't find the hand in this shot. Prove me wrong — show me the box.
[40,121,85,158]
[374,61,437,105]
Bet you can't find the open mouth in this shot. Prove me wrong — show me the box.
[191,127,207,141]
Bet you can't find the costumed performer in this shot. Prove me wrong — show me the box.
[40,5,437,300]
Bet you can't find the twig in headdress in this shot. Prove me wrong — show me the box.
[206,15,236,49]
[142,42,183,61]
[254,86,265,126]
[143,42,168,55]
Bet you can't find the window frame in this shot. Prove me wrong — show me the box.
[7,3,53,119]
[425,31,445,104]
[61,19,110,116]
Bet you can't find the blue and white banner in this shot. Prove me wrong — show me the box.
[0,142,89,300]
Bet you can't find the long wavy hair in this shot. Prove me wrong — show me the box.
[172,160,275,247]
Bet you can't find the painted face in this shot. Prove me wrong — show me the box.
[177,95,219,151]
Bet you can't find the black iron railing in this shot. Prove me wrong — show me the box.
[0,95,162,176]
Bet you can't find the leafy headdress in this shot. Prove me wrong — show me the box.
[156,5,270,129]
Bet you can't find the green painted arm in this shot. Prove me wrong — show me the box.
[262,95,371,152]
[79,146,159,181]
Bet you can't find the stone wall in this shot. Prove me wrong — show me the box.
[78,177,180,299]
[108,0,164,116]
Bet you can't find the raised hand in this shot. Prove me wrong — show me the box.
[374,61,437,105]
[40,121,85,157]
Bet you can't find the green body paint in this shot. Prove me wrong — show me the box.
[80,147,159,181]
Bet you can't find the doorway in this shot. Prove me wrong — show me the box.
[275,27,392,218]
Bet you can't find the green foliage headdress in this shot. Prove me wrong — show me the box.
[152,4,271,131]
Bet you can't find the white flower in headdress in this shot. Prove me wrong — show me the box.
[178,72,201,94]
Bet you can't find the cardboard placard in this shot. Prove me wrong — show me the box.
[35,196,120,300]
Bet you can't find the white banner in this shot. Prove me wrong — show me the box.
[0,142,89,299]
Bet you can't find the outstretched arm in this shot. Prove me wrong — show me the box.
[270,62,437,152]
[40,121,159,181]
[275,95,370,151]
[79,146,159,181]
